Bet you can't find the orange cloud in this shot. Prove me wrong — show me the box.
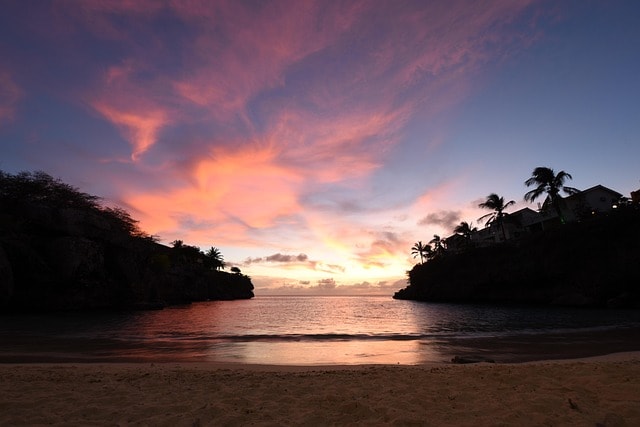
[124,142,304,243]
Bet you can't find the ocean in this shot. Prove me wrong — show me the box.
[2,295,640,364]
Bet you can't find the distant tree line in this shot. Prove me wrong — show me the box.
[170,240,231,272]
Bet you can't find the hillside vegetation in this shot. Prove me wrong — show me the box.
[0,171,254,312]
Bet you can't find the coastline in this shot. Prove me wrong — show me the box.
[2,352,640,426]
[4,322,640,365]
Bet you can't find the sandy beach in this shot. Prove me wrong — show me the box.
[1,353,639,426]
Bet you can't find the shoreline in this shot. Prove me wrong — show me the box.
[3,325,640,365]
[2,352,640,425]
[2,349,640,369]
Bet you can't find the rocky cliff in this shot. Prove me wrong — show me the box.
[394,208,640,308]
[0,171,254,312]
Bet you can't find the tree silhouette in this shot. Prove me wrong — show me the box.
[206,246,225,270]
[478,193,515,241]
[230,266,241,274]
[429,234,445,256]
[0,170,100,209]
[524,166,579,224]
[452,221,477,250]
[453,221,477,239]
[411,241,431,264]
[0,170,153,239]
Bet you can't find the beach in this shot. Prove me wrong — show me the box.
[1,353,639,426]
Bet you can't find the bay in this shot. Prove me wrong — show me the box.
[2,295,640,365]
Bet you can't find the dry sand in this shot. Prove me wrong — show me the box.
[1,353,639,426]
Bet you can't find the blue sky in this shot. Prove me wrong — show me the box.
[1,0,639,294]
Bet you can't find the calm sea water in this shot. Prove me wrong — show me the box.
[2,296,640,364]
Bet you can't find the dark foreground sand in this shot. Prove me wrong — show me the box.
[1,353,639,426]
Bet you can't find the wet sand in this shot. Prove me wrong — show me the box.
[1,352,639,426]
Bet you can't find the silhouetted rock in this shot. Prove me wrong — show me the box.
[395,208,640,308]
[0,171,254,312]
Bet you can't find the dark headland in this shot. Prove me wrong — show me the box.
[0,171,254,313]
[394,207,640,308]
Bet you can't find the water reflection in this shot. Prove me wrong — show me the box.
[1,296,640,364]
[208,340,443,365]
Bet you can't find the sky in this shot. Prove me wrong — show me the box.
[1,1,639,295]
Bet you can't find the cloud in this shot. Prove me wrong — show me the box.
[169,1,360,120]
[122,142,305,245]
[243,252,345,274]
[316,278,336,289]
[0,70,22,124]
[91,102,168,161]
[418,210,461,230]
[254,277,405,296]
[86,60,178,162]
[246,253,309,264]
[346,279,407,294]
[352,230,408,270]
[267,253,308,263]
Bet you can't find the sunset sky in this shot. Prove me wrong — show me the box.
[2,1,639,295]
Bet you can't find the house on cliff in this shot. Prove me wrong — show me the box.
[549,184,622,222]
[469,207,555,247]
[445,184,626,252]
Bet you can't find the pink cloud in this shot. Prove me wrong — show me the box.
[386,1,536,86]
[91,102,168,161]
[0,70,23,124]
[87,62,174,161]
[264,107,407,186]
[170,1,359,119]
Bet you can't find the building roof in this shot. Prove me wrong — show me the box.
[565,184,622,200]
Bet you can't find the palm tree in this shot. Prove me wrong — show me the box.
[429,234,445,256]
[411,241,431,264]
[524,167,579,224]
[453,221,477,239]
[206,246,225,270]
[453,221,477,250]
[478,193,515,241]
